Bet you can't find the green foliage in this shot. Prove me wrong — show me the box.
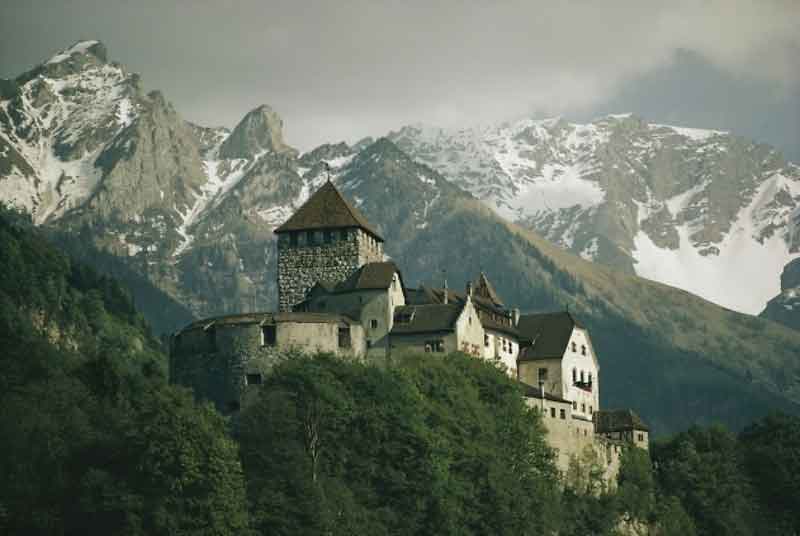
[0,205,250,535]
[239,351,562,535]
[652,425,756,536]
[616,446,655,522]
[739,413,800,534]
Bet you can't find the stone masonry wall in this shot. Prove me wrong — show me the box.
[277,228,383,312]
[170,318,366,414]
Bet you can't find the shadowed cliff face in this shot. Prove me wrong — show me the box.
[761,258,800,331]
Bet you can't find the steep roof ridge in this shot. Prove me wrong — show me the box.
[274,181,383,240]
[474,272,504,306]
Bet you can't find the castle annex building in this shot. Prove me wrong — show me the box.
[171,181,649,478]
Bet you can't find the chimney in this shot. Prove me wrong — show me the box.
[443,277,448,304]
[512,308,520,326]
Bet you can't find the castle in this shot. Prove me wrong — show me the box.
[170,180,649,481]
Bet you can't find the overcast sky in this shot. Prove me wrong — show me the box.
[2,0,798,159]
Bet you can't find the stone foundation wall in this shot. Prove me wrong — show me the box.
[170,317,365,414]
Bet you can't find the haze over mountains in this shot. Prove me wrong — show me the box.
[2,40,800,433]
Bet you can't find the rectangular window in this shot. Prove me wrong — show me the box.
[638,433,644,442]
[550,407,556,418]
[560,409,566,420]
[306,230,315,245]
[581,345,587,356]
[581,403,586,413]
[338,327,351,349]
[289,232,298,246]
[340,229,349,241]
[262,325,276,346]
[206,327,217,351]
[538,367,548,381]
[246,373,262,385]
[370,319,378,329]
[573,401,577,410]
[484,334,490,347]
[324,230,333,244]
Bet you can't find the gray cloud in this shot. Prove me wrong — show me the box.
[1,0,798,157]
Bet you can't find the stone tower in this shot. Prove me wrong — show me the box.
[274,181,384,311]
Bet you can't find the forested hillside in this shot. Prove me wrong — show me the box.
[0,207,797,534]
[0,205,249,535]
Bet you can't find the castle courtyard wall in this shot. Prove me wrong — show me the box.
[171,317,365,414]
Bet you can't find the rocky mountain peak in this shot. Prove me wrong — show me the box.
[218,104,296,159]
[17,40,109,84]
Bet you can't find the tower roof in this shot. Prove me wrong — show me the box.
[274,181,383,241]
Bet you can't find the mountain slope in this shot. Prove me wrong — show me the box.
[326,140,800,433]
[2,41,799,434]
[388,115,800,314]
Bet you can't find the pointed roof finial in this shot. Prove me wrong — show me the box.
[323,161,332,182]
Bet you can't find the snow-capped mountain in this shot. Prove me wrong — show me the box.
[388,115,800,314]
[4,41,800,433]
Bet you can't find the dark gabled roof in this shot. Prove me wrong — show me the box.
[336,262,402,292]
[274,181,383,241]
[409,285,507,315]
[390,303,463,335]
[517,311,582,361]
[473,272,504,307]
[519,382,571,404]
[480,313,522,338]
[405,285,520,337]
[594,409,650,433]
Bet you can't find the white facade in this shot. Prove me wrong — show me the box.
[559,327,600,420]
[483,330,519,376]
